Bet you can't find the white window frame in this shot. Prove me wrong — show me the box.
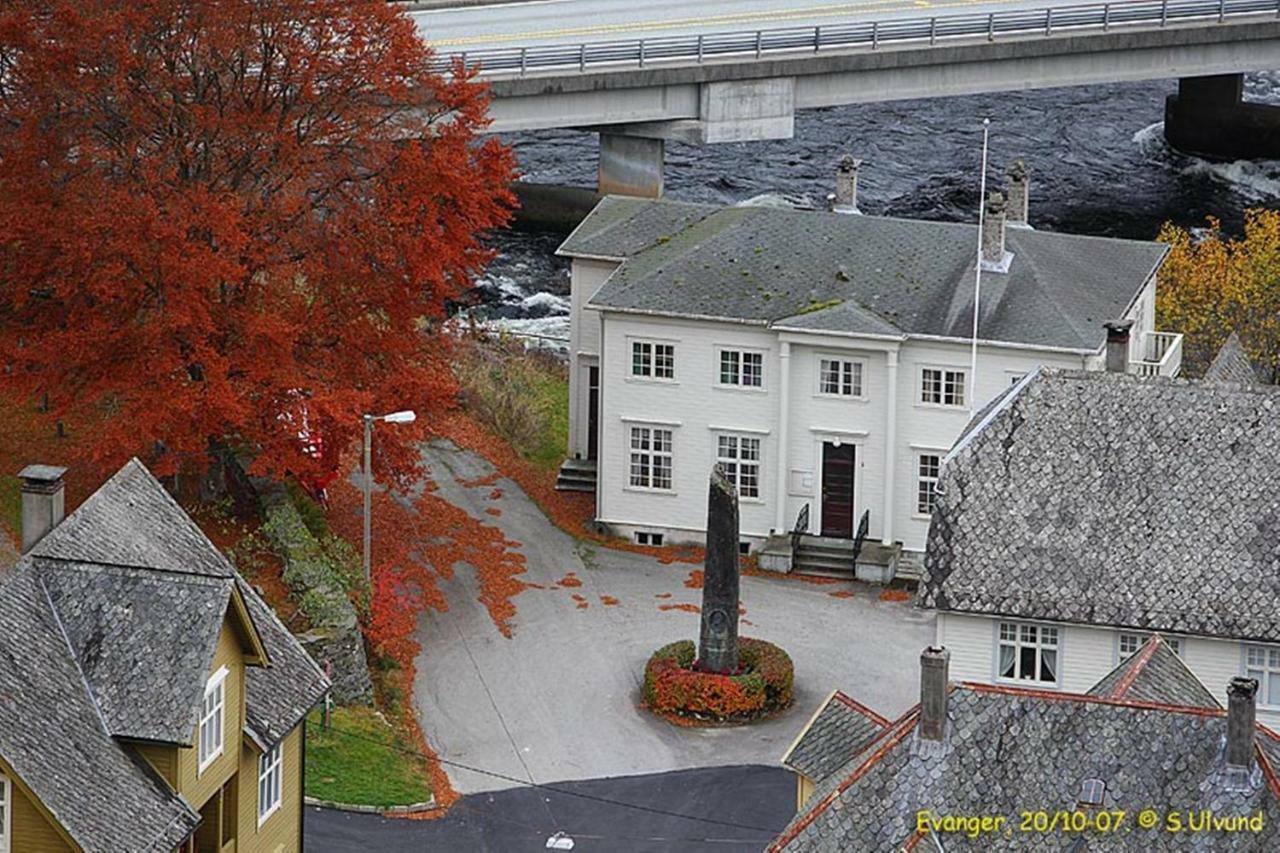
[815,355,867,400]
[715,433,763,501]
[915,453,942,517]
[919,366,967,408]
[628,424,674,492]
[0,773,9,853]
[716,347,765,390]
[1246,645,1280,708]
[629,339,676,382]
[198,667,229,775]
[257,741,283,826]
[1117,632,1181,662]
[996,622,1060,686]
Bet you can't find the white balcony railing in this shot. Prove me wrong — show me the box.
[1130,330,1183,377]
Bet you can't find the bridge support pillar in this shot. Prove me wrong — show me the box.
[1165,74,1280,160]
[598,133,664,198]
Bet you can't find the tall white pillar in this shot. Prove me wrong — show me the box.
[774,341,791,533]
[881,349,899,545]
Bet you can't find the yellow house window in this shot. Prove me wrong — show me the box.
[258,742,283,825]
[198,667,228,774]
[0,773,9,853]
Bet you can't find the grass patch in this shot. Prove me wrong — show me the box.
[305,706,432,807]
[526,371,569,471]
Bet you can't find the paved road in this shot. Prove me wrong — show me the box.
[306,764,793,852]
[413,0,1047,50]
[412,441,932,795]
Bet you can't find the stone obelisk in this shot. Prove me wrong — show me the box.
[697,465,740,674]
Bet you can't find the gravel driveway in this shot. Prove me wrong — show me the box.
[413,441,934,795]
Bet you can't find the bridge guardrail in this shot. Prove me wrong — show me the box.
[428,0,1280,77]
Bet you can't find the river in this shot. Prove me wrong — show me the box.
[469,73,1280,348]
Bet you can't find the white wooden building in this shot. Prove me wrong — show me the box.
[557,167,1178,577]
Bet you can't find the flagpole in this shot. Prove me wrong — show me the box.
[970,118,991,416]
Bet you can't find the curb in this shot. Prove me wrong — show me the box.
[305,795,438,816]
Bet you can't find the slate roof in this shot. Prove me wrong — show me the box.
[772,682,1280,851]
[1087,634,1220,709]
[782,690,891,784]
[560,197,1167,352]
[920,368,1280,642]
[0,458,329,851]
[1204,331,1267,385]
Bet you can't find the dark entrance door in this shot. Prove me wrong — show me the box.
[587,366,600,462]
[820,442,855,538]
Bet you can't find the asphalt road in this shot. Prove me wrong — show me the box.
[305,764,794,852]
[412,0,1048,50]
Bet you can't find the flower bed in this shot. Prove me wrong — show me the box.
[643,638,793,724]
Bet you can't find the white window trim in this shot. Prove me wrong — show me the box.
[627,337,678,383]
[197,666,229,775]
[257,742,284,827]
[917,365,969,409]
[0,773,9,853]
[814,354,869,401]
[714,346,767,392]
[713,432,765,504]
[914,451,943,519]
[1245,644,1280,709]
[994,621,1061,687]
[1116,632,1181,663]
[626,423,676,494]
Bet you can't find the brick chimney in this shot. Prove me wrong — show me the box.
[980,191,1011,272]
[1104,321,1133,373]
[1227,677,1258,770]
[19,464,67,553]
[1006,161,1031,229]
[831,155,861,215]
[919,646,950,742]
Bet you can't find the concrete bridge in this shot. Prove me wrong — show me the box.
[414,0,1280,196]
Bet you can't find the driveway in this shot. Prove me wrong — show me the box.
[306,764,793,852]
[413,441,934,795]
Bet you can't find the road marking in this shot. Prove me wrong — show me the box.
[424,0,994,47]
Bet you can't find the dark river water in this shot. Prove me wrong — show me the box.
[471,73,1280,345]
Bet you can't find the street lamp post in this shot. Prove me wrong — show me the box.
[361,409,417,583]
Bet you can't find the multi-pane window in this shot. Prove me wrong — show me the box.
[818,358,863,397]
[1246,646,1280,706]
[0,774,8,853]
[998,622,1059,684]
[631,341,675,380]
[629,426,673,490]
[916,454,941,515]
[258,742,283,824]
[921,368,966,407]
[198,669,227,772]
[719,350,763,388]
[717,435,761,499]
[1118,633,1181,661]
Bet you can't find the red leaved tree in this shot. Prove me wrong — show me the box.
[0,0,514,484]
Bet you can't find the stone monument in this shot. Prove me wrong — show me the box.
[697,465,740,674]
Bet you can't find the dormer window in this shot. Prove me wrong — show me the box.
[198,667,228,773]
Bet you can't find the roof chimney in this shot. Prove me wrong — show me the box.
[980,191,1012,272]
[19,464,67,553]
[1104,320,1133,374]
[1227,677,1258,770]
[919,646,950,742]
[830,155,861,215]
[1006,161,1031,229]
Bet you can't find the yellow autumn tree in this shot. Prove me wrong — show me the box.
[1157,209,1280,381]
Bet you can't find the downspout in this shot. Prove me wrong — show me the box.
[596,310,606,524]
[299,718,308,851]
[881,349,898,545]
[774,341,792,533]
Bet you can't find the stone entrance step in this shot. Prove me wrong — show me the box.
[555,458,597,492]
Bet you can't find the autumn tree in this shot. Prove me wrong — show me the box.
[1157,210,1280,382]
[0,0,514,483]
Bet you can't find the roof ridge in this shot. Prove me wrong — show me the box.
[832,691,892,728]
[37,573,111,737]
[36,557,233,584]
[960,681,1224,718]
[1109,634,1162,699]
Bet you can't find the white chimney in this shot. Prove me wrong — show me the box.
[19,464,67,553]
[830,155,861,215]
[980,191,1013,273]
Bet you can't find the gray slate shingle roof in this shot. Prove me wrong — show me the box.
[1087,635,1220,709]
[781,691,890,783]
[560,197,1167,352]
[920,368,1280,642]
[773,684,1280,851]
[1204,331,1267,385]
[0,458,330,851]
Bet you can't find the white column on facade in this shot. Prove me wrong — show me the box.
[596,310,607,523]
[774,341,792,534]
[881,349,899,545]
